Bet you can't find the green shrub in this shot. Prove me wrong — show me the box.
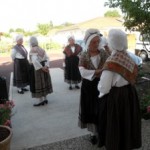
[136,81,150,120]
[39,41,61,51]
[0,41,13,53]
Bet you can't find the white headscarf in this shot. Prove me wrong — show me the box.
[29,36,38,47]
[68,35,75,41]
[29,36,45,58]
[108,29,127,52]
[16,34,23,42]
[84,28,102,50]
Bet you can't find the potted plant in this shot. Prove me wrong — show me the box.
[0,100,14,127]
[0,125,12,150]
[0,100,14,150]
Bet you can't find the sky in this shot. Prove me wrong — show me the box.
[0,0,109,32]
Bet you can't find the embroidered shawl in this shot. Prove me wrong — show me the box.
[13,44,28,58]
[30,46,45,59]
[63,44,82,57]
[79,49,109,70]
[103,51,138,84]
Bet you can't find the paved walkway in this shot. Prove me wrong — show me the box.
[10,68,150,150]
[10,68,88,150]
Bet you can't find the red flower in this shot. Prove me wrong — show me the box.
[147,106,150,113]
[0,100,15,127]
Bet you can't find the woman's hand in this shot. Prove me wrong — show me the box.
[104,45,111,55]
[95,69,102,77]
[41,66,49,73]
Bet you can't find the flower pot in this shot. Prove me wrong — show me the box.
[0,125,12,150]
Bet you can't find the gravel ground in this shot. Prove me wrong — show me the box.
[24,120,150,150]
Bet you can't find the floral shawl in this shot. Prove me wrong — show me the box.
[79,49,109,70]
[103,51,138,84]
[30,46,45,59]
[63,44,82,57]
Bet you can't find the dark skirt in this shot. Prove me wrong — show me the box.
[13,58,29,88]
[64,55,81,84]
[29,64,53,98]
[0,76,8,100]
[97,84,142,150]
[79,78,99,126]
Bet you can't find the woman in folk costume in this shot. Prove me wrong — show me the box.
[78,28,109,144]
[11,35,29,94]
[63,36,82,90]
[97,29,141,150]
[29,36,53,106]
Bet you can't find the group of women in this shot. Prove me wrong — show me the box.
[78,28,141,150]
[11,28,142,150]
[11,35,53,106]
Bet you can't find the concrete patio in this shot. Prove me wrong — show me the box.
[9,68,150,150]
[10,68,88,150]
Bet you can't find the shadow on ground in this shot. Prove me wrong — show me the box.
[0,59,63,93]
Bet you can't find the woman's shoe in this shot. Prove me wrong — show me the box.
[69,86,73,90]
[44,100,48,104]
[22,88,29,92]
[75,85,80,89]
[90,135,98,145]
[18,90,24,94]
[33,101,45,106]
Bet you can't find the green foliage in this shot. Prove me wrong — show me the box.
[0,40,13,53]
[0,100,14,126]
[39,41,62,51]
[15,28,25,33]
[6,20,74,36]
[3,33,11,38]
[136,70,150,119]
[0,105,10,126]
[105,0,150,40]
[140,92,150,111]
[24,30,38,36]
[37,22,53,35]
[104,10,121,17]
[9,28,14,33]
[139,88,150,119]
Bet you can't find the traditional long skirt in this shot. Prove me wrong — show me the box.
[78,78,99,133]
[13,58,29,88]
[0,76,8,100]
[29,64,53,98]
[97,84,141,150]
[64,55,81,84]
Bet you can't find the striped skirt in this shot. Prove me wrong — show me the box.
[13,58,29,88]
[29,64,53,98]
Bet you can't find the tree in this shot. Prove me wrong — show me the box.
[24,30,38,36]
[104,10,121,17]
[105,0,150,39]
[9,28,14,33]
[37,21,53,35]
[15,28,25,33]
[62,22,74,26]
